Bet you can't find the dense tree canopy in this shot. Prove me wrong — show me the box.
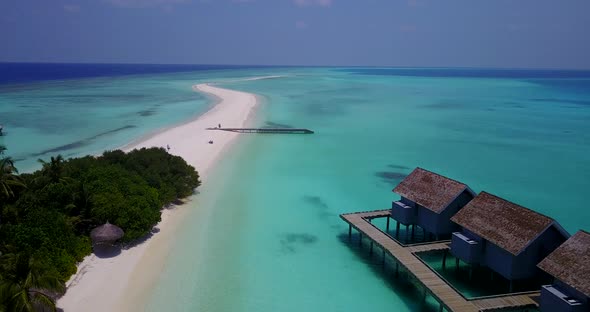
[0,147,200,310]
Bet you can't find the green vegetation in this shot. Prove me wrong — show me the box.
[0,252,64,312]
[0,147,200,311]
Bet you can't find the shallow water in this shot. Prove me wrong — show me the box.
[0,67,291,171]
[2,66,589,311]
[144,68,590,311]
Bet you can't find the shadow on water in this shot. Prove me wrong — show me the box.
[388,164,411,170]
[303,195,328,209]
[303,195,336,220]
[279,232,319,254]
[336,232,440,312]
[375,171,408,185]
[375,164,410,186]
[418,250,550,299]
[138,109,157,117]
[264,121,294,128]
[338,230,539,311]
[31,125,136,157]
[371,218,442,245]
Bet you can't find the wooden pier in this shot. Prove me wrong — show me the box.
[340,210,539,312]
[206,127,314,134]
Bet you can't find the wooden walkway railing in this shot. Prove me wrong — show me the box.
[340,209,539,312]
[472,294,538,311]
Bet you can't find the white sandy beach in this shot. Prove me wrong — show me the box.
[57,82,262,312]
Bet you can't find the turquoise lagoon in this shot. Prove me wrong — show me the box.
[1,66,589,311]
[0,66,289,171]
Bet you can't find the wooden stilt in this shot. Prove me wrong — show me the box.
[348,224,352,241]
[339,211,533,312]
[396,221,400,238]
[509,280,514,293]
[423,228,427,242]
[405,225,409,241]
[411,225,415,240]
[386,217,390,232]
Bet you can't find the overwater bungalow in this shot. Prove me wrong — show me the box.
[391,167,476,240]
[537,230,590,312]
[450,191,570,291]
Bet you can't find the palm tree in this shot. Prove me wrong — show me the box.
[0,253,65,312]
[37,155,65,184]
[0,157,25,198]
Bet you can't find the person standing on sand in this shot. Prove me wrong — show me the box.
[166,144,170,151]
[218,123,221,128]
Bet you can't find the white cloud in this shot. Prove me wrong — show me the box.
[64,4,81,13]
[294,0,332,8]
[105,0,191,8]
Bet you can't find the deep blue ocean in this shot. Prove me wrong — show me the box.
[3,62,590,84]
[0,62,279,85]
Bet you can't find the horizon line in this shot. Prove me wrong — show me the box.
[1,61,590,72]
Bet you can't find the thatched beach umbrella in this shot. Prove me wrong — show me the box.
[90,221,124,244]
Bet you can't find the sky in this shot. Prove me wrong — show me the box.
[0,0,589,69]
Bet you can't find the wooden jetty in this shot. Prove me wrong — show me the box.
[206,127,314,134]
[340,209,539,312]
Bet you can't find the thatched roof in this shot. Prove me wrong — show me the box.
[538,230,590,298]
[90,222,124,243]
[451,192,554,256]
[393,167,470,213]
